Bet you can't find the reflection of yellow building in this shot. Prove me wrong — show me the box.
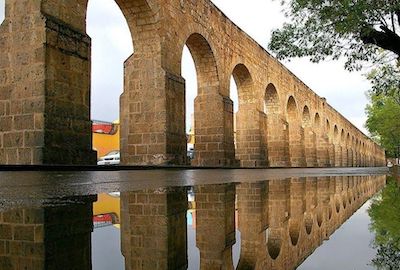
[92,120,120,158]
[93,193,121,223]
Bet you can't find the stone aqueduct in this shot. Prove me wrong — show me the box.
[0,0,386,166]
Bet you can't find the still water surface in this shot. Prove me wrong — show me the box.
[0,168,396,270]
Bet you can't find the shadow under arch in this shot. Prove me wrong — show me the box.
[266,229,282,260]
[286,96,299,122]
[286,96,306,167]
[289,220,301,246]
[304,213,313,235]
[302,105,311,127]
[317,211,323,227]
[314,113,321,129]
[335,200,341,213]
[265,83,281,114]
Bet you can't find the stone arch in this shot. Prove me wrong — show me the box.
[302,106,311,127]
[335,200,341,213]
[286,96,299,122]
[185,33,220,95]
[231,64,253,106]
[303,106,317,166]
[346,133,352,167]
[328,207,333,220]
[231,64,259,166]
[183,33,235,166]
[314,113,321,129]
[333,125,341,166]
[264,84,281,114]
[87,0,135,160]
[317,211,323,227]
[326,119,331,136]
[289,220,300,246]
[286,96,306,167]
[304,214,313,235]
[340,129,345,145]
[265,84,289,167]
[334,125,339,143]
[267,229,282,260]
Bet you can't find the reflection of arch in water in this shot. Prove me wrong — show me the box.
[304,213,313,235]
[266,229,282,260]
[335,200,341,213]
[317,211,323,227]
[289,220,300,246]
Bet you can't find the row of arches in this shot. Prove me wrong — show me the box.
[237,176,386,269]
[0,0,386,166]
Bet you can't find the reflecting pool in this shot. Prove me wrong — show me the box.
[0,168,395,270]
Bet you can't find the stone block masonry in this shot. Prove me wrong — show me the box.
[0,0,386,166]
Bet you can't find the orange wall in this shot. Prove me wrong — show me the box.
[93,124,120,158]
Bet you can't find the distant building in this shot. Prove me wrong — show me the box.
[92,120,120,159]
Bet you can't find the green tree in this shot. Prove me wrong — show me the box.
[365,64,400,157]
[268,0,400,70]
[368,178,400,269]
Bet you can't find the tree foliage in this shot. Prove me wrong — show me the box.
[365,64,400,157]
[368,178,400,269]
[268,0,400,70]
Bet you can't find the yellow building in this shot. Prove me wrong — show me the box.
[92,120,120,159]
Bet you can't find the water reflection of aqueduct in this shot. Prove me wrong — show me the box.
[0,0,385,166]
[121,176,386,270]
[0,176,386,269]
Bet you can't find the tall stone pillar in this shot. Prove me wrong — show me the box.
[191,94,236,167]
[334,145,342,167]
[316,135,330,167]
[288,123,306,167]
[341,146,348,167]
[327,143,335,167]
[120,187,188,270]
[195,183,236,270]
[235,109,267,167]
[304,127,317,167]
[347,149,353,167]
[0,1,96,165]
[266,115,290,167]
[0,196,96,270]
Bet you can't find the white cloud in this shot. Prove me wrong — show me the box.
[0,0,5,23]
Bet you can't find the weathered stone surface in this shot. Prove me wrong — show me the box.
[0,195,96,270]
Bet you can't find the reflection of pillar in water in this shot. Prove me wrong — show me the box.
[0,195,96,270]
[195,183,236,270]
[236,181,268,269]
[120,187,188,270]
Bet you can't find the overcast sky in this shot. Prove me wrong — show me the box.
[0,0,371,134]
